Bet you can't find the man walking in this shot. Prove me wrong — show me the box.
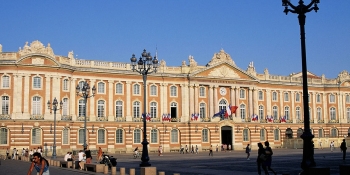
[209,145,213,156]
[340,139,347,160]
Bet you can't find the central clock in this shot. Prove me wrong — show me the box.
[220,87,227,95]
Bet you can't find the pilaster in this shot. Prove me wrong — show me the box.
[126,81,132,121]
[70,78,77,121]
[108,80,114,121]
[89,79,96,121]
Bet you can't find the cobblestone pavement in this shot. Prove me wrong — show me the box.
[0,148,348,175]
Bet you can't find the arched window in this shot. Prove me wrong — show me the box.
[134,129,141,143]
[151,129,158,143]
[115,101,123,118]
[32,96,41,115]
[243,128,249,141]
[219,99,227,112]
[170,86,177,97]
[62,128,69,145]
[199,103,206,118]
[202,129,209,142]
[133,84,140,95]
[0,128,8,144]
[296,107,301,120]
[97,82,105,93]
[285,128,293,139]
[272,91,277,101]
[116,83,123,94]
[240,104,246,119]
[32,128,41,145]
[171,129,178,143]
[297,128,303,138]
[116,129,123,143]
[272,106,278,120]
[259,105,264,120]
[150,102,157,118]
[274,129,280,141]
[133,101,140,118]
[330,128,338,138]
[78,99,86,117]
[330,107,336,120]
[284,106,290,120]
[150,85,157,96]
[97,100,105,118]
[260,129,266,141]
[199,87,206,97]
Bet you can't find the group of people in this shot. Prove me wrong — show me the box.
[6,147,43,160]
[179,145,199,154]
[256,141,277,175]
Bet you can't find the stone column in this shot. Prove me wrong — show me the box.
[126,81,131,121]
[253,88,258,115]
[45,75,51,116]
[70,78,77,121]
[194,84,199,114]
[279,90,283,119]
[235,87,239,109]
[312,92,316,122]
[248,87,253,118]
[181,83,189,122]
[89,79,96,121]
[266,89,271,116]
[189,84,194,115]
[323,93,328,123]
[230,86,236,117]
[291,91,295,122]
[213,85,218,113]
[163,83,168,114]
[209,85,214,118]
[108,80,114,121]
[13,74,23,119]
[23,75,30,119]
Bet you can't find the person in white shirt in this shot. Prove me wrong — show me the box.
[78,150,86,170]
[64,152,70,161]
[29,149,34,160]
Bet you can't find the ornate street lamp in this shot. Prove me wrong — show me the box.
[282,0,320,173]
[130,49,158,167]
[47,97,63,159]
[76,81,96,150]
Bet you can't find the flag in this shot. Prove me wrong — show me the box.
[213,109,225,118]
[225,105,232,117]
[230,106,238,114]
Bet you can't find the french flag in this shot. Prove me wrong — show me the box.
[225,105,232,118]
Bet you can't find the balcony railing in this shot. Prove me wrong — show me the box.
[116,117,126,122]
[328,119,339,123]
[97,116,107,121]
[30,115,44,120]
[317,120,324,123]
[0,114,11,120]
[77,116,89,121]
[61,115,72,121]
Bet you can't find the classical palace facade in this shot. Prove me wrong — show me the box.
[0,41,349,155]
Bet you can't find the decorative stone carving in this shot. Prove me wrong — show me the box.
[32,57,44,65]
[18,40,55,57]
[160,60,166,67]
[207,49,235,66]
[246,61,256,75]
[0,44,2,52]
[208,65,239,78]
[68,51,74,59]
[189,55,197,67]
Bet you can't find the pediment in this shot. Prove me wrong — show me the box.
[17,54,60,67]
[290,71,320,79]
[192,63,257,80]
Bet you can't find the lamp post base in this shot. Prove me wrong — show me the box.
[300,131,316,174]
[140,139,151,167]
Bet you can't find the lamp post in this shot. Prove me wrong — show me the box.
[282,0,320,172]
[76,81,96,150]
[47,97,63,159]
[130,49,158,167]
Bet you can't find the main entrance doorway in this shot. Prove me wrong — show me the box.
[221,126,233,149]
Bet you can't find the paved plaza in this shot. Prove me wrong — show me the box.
[0,148,348,175]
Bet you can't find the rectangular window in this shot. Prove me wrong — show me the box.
[284,92,289,101]
[63,79,69,91]
[116,129,123,143]
[260,130,265,141]
[2,96,9,115]
[296,93,300,102]
[199,87,205,97]
[346,95,350,103]
[31,128,41,144]
[62,129,69,144]
[202,129,208,142]
[243,129,249,141]
[133,84,140,95]
[98,82,105,93]
[240,89,245,99]
[116,101,123,118]
[116,83,123,94]
[316,94,321,103]
[330,94,335,103]
[134,130,141,143]
[274,130,279,141]
[171,130,178,143]
[98,130,105,144]
[33,77,41,88]
[258,91,263,100]
[151,130,157,143]
[150,85,157,96]
[2,75,9,88]
[272,92,277,101]
[199,103,206,118]
[0,128,8,144]
[79,129,84,144]
[62,98,68,117]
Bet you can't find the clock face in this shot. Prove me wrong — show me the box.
[220,87,227,95]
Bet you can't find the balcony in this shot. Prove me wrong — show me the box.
[317,120,324,123]
[97,116,107,121]
[0,114,11,120]
[77,116,89,121]
[30,115,44,120]
[115,117,126,122]
[328,119,339,123]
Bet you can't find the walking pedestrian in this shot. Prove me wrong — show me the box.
[246,144,251,160]
[180,145,184,154]
[27,152,50,175]
[6,148,9,160]
[195,145,198,154]
[84,148,92,164]
[158,146,163,156]
[185,145,189,154]
[191,145,194,154]
[330,141,335,152]
[319,141,323,149]
[263,141,277,175]
[340,139,347,160]
[209,145,213,156]
[216,144,218,152]
[97,147,103,162]
[257,143,268,175]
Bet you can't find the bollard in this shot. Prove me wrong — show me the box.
[129,168,135,175]
[173,173,180,175]
[72,161,76,169]
[159,171,165,175]
[104,165,108,174]
[111,166,117,175]
[120,167,125,175]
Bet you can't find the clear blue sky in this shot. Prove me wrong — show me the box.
[1,1,349,78]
